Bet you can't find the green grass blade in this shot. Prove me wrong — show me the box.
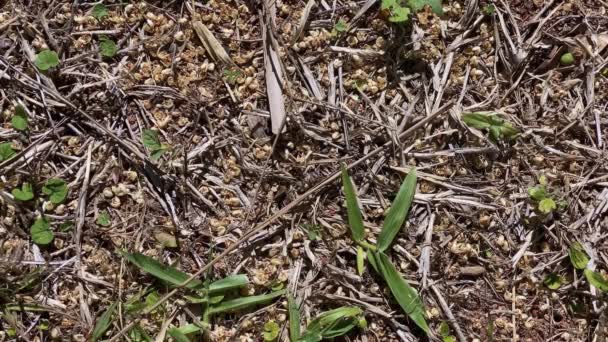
[377,169,417,252]
[91,302,117,341]
[208,289,286,315]
[341,165,365,242]
[209,274,249,295]
[356,246,366,276]
[288,294,301,341]
[462,112,493,129]
[301,307,362,341]
[375,252,429,334]
[121,252,204,290]
[167,327,192,342]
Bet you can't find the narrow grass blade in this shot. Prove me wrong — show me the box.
[356,246,366,276]
[301,306,362,340]
[288,294,301,341]
[375,252,429,334]
[91,302,117,341]
[209,289,286,315]
[209,274,249,295]
[341,165,365,242]
[121,252,204,290]
[462,112,493,129]
[377,168,417,252]
[167,327,192,342]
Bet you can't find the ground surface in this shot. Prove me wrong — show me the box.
[1,0,608,341]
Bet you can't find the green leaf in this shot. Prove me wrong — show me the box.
[388,6,410,22]
[11,105,28,131]
[34,50,60,71]
[334,20,348,32]
[12,183,34,201]
[375,252,429,334]
[42,178,68,204]
[142,129,162,150]
[408,0,443,15]
[381,0,397,10]
[560,52,575,66]
[100,37,118,57]
[356,246,366,276]
[208,289,286,314]
[584,269,608,292]
[528,186,546,201]
[439,321,450,336]
[128,325,152,342]
[150,147,168,161]
[482,4,495,15]
[568,242,589,270]
[462,112,493,129]
[31,217,54,246]
[97,211,111,227]
[288,295,301,342]
[208,274,249,295]
[439,321,456,342]
[167,328,191,342]
[0,142,16,161]
[543,273,562,290]
[121,252,205,290]
[263,321,280,341]
[538,197,556,214]
[341,165,365,242]
[171,323,206,335]
[489,125,502,142]
[92,3,109,19]
[91,302,117,341]
[377,168,417,252]
[300,306,362,341]
[499,123,519,140]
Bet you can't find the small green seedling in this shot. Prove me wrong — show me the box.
[99,36,118,57]
[288,295,366,342]
[118,252,286,338]
[527,176,557,214]
[381,0,442,23]
[263,321,280,341]
[142,129,170,161]
[381,0,411,22]
[462,112,519,142]
[341,166,429,334]
[42,178,68,204]
[566,242,608,292]
[34,50,60,71]
[0,142,16,161]
[543,273,562,290]
[97,211,111,226]
[439,321,456,342]
[91,3,109,19]
[31,217,54,246]
[223,68,243,84]
[560,52,575,66]
[11,105,28,131]
[482,4,495,15]
[12,183,34,201]
[584,269,608,291]
[569,242,589,270]
[331,20,348,36]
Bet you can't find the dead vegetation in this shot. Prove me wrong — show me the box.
[1,0,608,341]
